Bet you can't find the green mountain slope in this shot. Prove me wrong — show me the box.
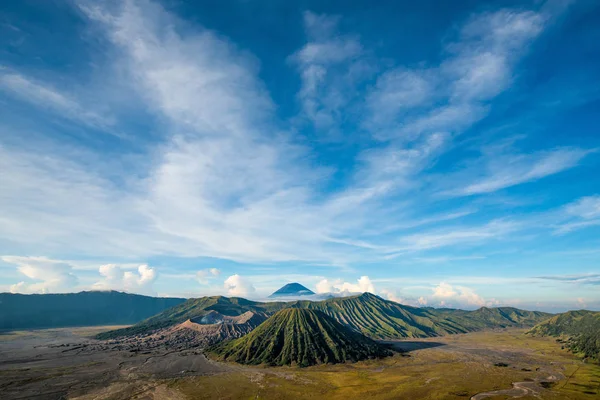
[288,293,470,338]
[208,308,391,366]
[528,310,600,362]
[289,293,553,339]
[99,292,552,341]
[431,306,552,330]
[0,291,185,330]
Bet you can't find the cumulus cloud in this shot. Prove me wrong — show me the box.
[94,264,157,294]
[2,256,78,294]
[315,276,375,294]
[197,268,221,284]
[224,274,256,296]
[430,282,489,308]
[379,288,409,304]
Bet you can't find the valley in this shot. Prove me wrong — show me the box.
[1,326,598,399]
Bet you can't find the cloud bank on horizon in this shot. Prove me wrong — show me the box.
[0,0,599,311]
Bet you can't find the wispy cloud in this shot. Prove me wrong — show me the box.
[535,273,600,285]
[364,9,545,142]
[554,195,600,234]
[357,6,581,205]
[289,11,367,133]
[0,0,595,303]
[444,147,592,196]
[0,70,117,135]
[383,219,518,258]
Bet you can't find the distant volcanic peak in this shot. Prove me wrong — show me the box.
[208,308,391,366]
[269,282,315,297]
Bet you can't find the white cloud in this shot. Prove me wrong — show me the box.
[289,11,366,132]
[315,275,375,294]
[565,195,600,219]
[364,69,433,132]
[431,282,486,307]
[224,274,256,296]
[535,273,600,286]
[555,195,600,234]
[0,0,586,279]
[446,10,544,101]
[94,264,157,294]
[382,220,517,258]
[315,278,335,294]
[2,256,78,294]
[379,288,407,304]
[0,70,114,134]
[366,9,545,142]
[196,268,221,284]
[447,148,591,196]
[358,7,581,207]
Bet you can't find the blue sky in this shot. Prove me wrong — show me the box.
[1,0,599,311]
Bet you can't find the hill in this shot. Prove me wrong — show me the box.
[269,283,315,298]
[430,305,552,331]
[96,295,287,339]
[208,308,391,366]
[100,310,268,350]
[0,291,186,330]
[528,310,600,362]
[99,292,552,342]
[289,293,553,338]
[157,310,269,347]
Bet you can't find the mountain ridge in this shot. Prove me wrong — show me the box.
[98,292,553,341]
[0,291,186,330]
[527,310,600,362]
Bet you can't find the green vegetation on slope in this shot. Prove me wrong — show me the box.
[528,310,600,362]
[98,293,553,340]
[0,291,185,330]
[208,308,391,366]
[431,305,552,330]
[290,293,553,339]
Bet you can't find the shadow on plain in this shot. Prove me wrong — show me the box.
[380,340,446,353]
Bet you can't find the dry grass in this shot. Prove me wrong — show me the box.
[172,329,600,400]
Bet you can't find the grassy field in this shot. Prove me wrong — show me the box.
[2,326,598,399]
[171,330,600,400]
